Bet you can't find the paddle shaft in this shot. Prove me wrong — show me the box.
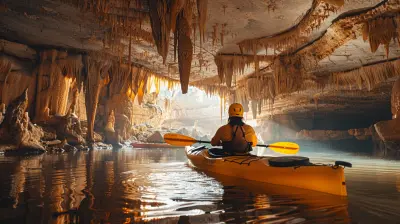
[163,137,210,144]
[164,137,297,150]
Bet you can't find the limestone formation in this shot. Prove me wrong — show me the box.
[374,78,400,142]
[392,77,400,119]
[0,0,400,154]
[0,89,45,154]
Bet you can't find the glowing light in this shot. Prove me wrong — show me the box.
[245,118,258,127]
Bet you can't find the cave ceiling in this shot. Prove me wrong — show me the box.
[1,0,400,103]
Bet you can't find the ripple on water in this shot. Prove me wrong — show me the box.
[0,147,399,223]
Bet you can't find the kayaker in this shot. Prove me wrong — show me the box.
[211,103,257,154]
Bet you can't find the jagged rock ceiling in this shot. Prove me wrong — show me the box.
[1,0,400,101]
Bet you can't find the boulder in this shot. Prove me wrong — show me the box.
[41,126,57,141]
[105,130,120,145]
[146,131,165,143]
[137,134,147,142]
[43,112,86,145]
[348,128,372,140]
[94,132,104,142]
[374,119,400,142]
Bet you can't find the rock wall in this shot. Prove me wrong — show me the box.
[0,40,169,154]
[391,78,400,119]
[374,78,400,143]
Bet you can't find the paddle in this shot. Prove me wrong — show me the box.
[163,133,299,155]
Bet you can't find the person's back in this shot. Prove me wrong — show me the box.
[211,103,257,154]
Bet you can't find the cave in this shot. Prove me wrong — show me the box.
[1,0,400,223]
[0,0,399,155]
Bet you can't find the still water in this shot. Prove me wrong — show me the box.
[0,141,399,224]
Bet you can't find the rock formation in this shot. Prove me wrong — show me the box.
[0,89,44,154]
[374,78,400,142]
[0,0,399,154]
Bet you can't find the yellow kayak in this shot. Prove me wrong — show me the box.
[185,146,351,196]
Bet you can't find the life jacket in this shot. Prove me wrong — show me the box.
[222,124,252,155]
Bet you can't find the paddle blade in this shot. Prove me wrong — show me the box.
[163,133,197,146]
[267,142,300,154]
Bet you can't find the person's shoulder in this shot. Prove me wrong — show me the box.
[216,124,229,131]
[243,124,255,131]
[219,124,230,130]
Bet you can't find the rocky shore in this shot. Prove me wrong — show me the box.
[0,90,211,156]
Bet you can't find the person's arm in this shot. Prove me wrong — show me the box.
[211,127,222,146]
[245,126,258,147]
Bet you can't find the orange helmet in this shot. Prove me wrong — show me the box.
[228,103,244,117]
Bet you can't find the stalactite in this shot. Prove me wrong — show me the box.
[273,57,303,95]
[214,54,273,87]
[332,59,400,91]
[109,63,131,98]
[1,71,34,108]
[220,23,227,47]
[362,16,398,57]
[137,74,146,105]
[197,0,208,45]
[177,10,193,94]
[212,24,218,46]
[49,66,72,116]
[170,0,186,33]
[0,58,12,105]
[251,100,257,119]
[254,55,259,76]
[392,77,400,119]
[258,99,262,115]
[174,26,179,62]
[148,0,171,64]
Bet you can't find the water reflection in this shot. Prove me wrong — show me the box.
[0,145,399,224]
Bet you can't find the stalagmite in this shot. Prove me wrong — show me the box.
[0,89,45,153]
[105,110,116,133]
[68,88,79,114]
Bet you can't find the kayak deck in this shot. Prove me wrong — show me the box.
[185,146,349,196]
